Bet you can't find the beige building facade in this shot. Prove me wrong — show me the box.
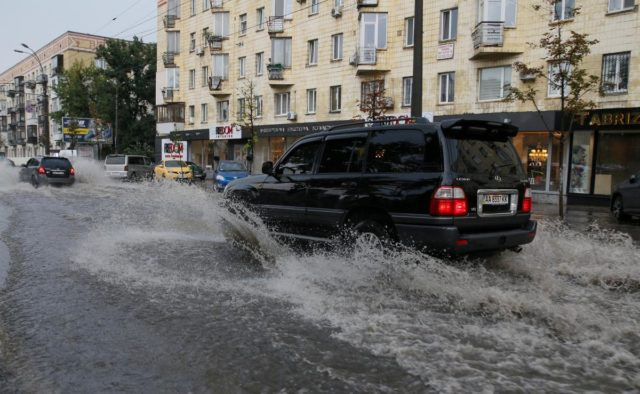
[0,31,108,160]
[156,0,639,205]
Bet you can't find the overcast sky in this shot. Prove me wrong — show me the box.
[0,0,157,72]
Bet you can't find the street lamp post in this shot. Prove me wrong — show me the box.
[14,43,50,155]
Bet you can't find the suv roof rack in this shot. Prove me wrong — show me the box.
[328,117,430,132]
[440,119,518,138]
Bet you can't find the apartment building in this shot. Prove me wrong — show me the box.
[0,31,108,160]
[156,0,639,206]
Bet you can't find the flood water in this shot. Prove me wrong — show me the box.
[1,160,639,393]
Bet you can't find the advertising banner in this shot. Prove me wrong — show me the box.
[209,124,243,140]
[161,139,188,161]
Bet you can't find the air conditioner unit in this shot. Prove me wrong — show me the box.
[383,97,394,109]
[195,47,205,56]
[331,6,343,17]
[287,112,297,120]
[519,72,536,81]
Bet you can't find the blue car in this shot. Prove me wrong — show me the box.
[214,160,249,192]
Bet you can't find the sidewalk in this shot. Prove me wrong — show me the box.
[532,203,640,242]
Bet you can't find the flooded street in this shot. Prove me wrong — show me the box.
[1,162,639,393]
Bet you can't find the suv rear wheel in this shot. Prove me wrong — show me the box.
[612,195,630,222]
[347,216,395,249]
[31,175,39,189]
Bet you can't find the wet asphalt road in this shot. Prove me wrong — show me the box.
[1,166,639,393]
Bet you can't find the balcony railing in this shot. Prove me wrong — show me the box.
[163,14,178,29]
[268,16,284,34]
[351,47,377,65]
[156,103,185,123]
[472,21,504,48]
[357,0,378,6]
[210,0,223,9]
[207,35,224,50]
[162,88,177,102]
[267,64,284,80]
[162,52,177,67]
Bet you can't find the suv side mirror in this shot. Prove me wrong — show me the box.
[262,161,274,175]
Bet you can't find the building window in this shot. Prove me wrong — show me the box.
[189,69,196,89]
[256,52,264,75]
[213,12,230,37]
[308,39,318,66]
[330,85,342,112]
[331,34,343,61]
[167,32,180,53]
[168,0,180,17]
[166,68,180,90]
[275,92,290,116]
[553,0,575,20]
[239,14,248,35]
[360,13,388,49]
[478,0,517,27]
[217,100,229,122]
[189,105,195,124]
[190,0,196,16]
[478,66,511,101]
[405,17,415,47]
[213,54,229,80]
[307,89,317,114]
[201,28,209,46]
[440,8,458,41]
[203,0,209,11]
[602,52,630,94]
[608,0,635,12]
[201,103,208,123]
[402,77,413,107]
[334,0,344,7]
[237,98,246,120]
[201,66,209,87]
[361,80,384,109]
[257,7,265,30]
[272,38,293,68]
[310,0,320,15]
[239,56,246,78]
[190,32,196,52]
[547,62,571,97]
[255,95,263,117]
[439,72,455,103]
[273,0,293,18]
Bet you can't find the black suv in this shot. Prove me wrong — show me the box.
[224,118,536,254]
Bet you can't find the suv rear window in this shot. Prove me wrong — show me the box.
[42,158,71,169]
[366,130,442,173]
[128,156,144,165]
[106,156,125,165]
[449,139,525,177]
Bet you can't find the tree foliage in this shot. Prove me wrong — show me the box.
[52,37,156,155]
[358,75,391,120]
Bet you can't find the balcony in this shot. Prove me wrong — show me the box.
[357,0,378,6]
[470,21,524,60]
[206,35,224,51]
[25,80,36,90]
[162,52,177,67]
[27,125,37,144]
[7,131,16,146]
[209,0,223,9]
[162,87,178,102]
[349,47,391,75]
[268,17,284,34]
[7,89,15,98]
[208,76,231,96]
[156,103,185,135]
[163,14,178,29]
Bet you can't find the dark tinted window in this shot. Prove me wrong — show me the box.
[219,162,246,171]
[166,161,187,168]
[319,137,366,173]
[279,141,321,175]
[366,130,442,173]
[449,139,525,177]
[106,155,125,165]
[28,158,40,167]
[42,158,71,169]
[128,156,144,165]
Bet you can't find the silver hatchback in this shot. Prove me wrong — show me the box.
[104,155,154,180]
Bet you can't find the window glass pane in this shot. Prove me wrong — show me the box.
[450,9,458,38]
[505,0,517,26]
[448,138,524,177]
[319,138,366,173]
[594,131,640,195]
[442,11,450,40]
[367,130,440,173]
[377,14,387,48]
[279,141,321,174]
[479,67,503,100]
[569,131,594,194]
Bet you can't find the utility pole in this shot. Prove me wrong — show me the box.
[411,0,423,118]
[114,83,118,153]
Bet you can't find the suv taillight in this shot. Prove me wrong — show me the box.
[430,186,468,216]
[37,166,46,175]
[69,167,75,176]
[522,187,532,213]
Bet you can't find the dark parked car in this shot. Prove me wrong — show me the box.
[224,118,537,254]
[611,171,640,221]
[186,161,207,181]
[19,156,75,188]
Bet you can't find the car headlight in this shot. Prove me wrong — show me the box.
[216,175,224,181]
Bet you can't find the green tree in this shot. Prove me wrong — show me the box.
[237,80,260,170]
[505,2,599,219]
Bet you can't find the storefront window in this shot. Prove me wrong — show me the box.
[594,130,640,195]
[569,131,594,194]
[270,137,286,163]
[512,132,560,192]
[548,136,561,192]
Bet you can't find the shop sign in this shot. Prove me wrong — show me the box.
[574,109,640,129]
[210,124,242,140]
[256,121,351,137]
[436,44,454,60]
[373,112,434,124]
[161,139,188,161]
